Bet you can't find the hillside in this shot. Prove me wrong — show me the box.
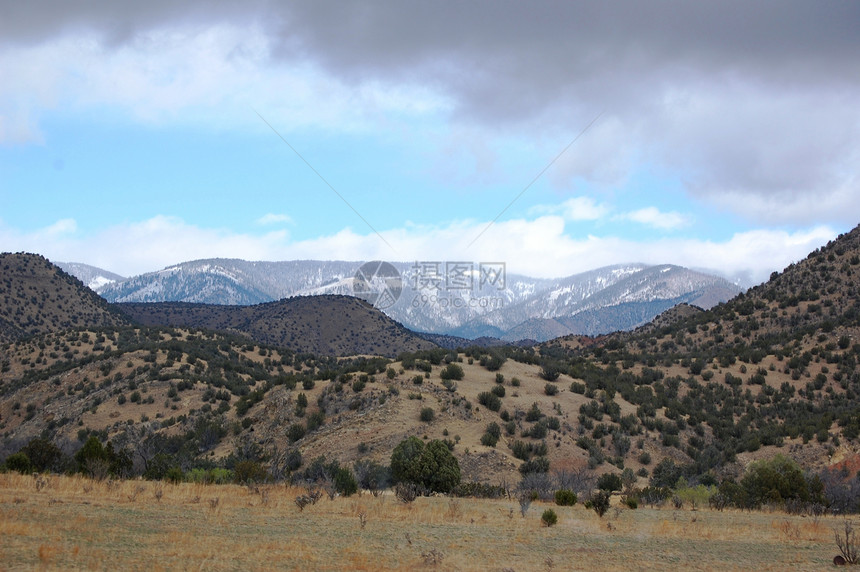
[116,296,436,358]
[540,223,860,478]
[0,253,128,344]
[3,226,860,497]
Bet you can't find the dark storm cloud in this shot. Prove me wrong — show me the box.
[3,1,859,222]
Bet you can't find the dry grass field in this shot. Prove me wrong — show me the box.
[0,473,846,571]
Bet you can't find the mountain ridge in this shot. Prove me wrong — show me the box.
[85,258,741,341]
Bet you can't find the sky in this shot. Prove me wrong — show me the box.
[0,1,858,285]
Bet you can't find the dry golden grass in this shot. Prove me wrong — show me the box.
[0,472,846,571]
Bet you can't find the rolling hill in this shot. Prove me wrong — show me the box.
[116,296,436,358]
[0,253,128,344]
[3,224,860,494]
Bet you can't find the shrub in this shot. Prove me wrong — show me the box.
[420,407,435,422]
[529,422,548,439]
[233,460,269,484]
[482,422,501,447]
[554,489,577,506]
[541,508,558,527]
[525,403,543,422]
[591,491,611,517]
[511,440,531,461]
[395,482,420,503]
[440,363,464,381]
[5,452,32,474]
[165,466,184,483]
[287,423,306,443]
[334,467,358,497]
[391,437,460,493]
[544,383,559,396]
[539,364,560,381]
[353,459,391,491]
[597,472,623,492]
[519,457,550,475]
[306,411,325,431]
[491,385,506,398]
[20,438,64,472]
[477,392,501,412]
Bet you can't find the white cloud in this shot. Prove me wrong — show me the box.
[619,207,691,230]
[256,213,293,226]
[0,25,450,143]
[530,196,610,221]
[0,214,837,286]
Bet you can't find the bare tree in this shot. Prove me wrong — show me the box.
[834,520,859,565]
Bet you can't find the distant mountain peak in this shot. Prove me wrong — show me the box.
[78,258,743,342]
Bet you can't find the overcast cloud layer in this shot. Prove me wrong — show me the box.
[0,1,858,282]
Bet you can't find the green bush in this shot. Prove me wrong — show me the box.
[591,491,611,517]
[19,438,64,473]
[5,452,32,474]
[491,385,506,398]
[390,437,460,493]
[541,508,558,527]
[554,489,577,506]
[440,363,464,381]
[165,466,184,483]
[334,467,358,497]
[519,457,550,475]
[420,407,435,422]
[597,472,623,492]
[481,422,501,447]
[233,460,269,484]
[477,392,501,412]
[306,411,325,431]
[544,383,559,396]
[287,423,306,443]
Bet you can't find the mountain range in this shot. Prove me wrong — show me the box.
[66,259,741,341]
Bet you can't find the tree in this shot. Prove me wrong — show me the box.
[597,472,623,493]
[19,438,64,473]
[650,458,683,489]
[391,436,426,485]
[418,440,461,493]
[740,454,809,508]
[75,436,132,479]
[390,437,461,493]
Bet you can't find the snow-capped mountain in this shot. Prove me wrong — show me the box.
[55,262,125,291]
[85,258,741,342]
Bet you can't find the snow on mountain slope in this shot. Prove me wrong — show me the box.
[55,262,125,291]
[95,259,741,341]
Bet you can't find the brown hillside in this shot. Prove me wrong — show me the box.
[116,296,437,358]
[0,253,127,344]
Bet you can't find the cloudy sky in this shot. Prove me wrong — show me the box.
[1,1,857,284]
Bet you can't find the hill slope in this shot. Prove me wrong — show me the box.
[0,253,128,343]
[2,226,860,491]
[116,296,436,358]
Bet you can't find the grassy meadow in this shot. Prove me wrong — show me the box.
[0,472,848,571]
